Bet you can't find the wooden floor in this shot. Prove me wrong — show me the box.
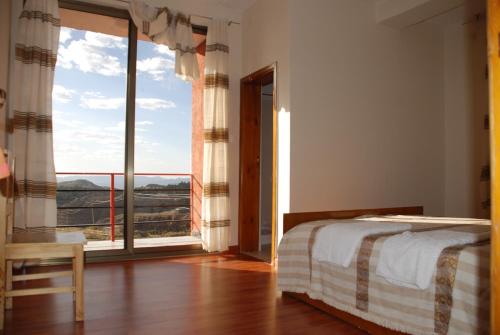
[242,243,272,263]
[3,255,367,335]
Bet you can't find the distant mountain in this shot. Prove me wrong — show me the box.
[140,184,166,189]
[57,175,190,189]
[58,179,105,190]
[136,182,190,190]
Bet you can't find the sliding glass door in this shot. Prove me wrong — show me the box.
[53,1,204,256]
[132,34,199,249]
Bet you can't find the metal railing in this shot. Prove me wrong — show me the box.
[56,172,195,241]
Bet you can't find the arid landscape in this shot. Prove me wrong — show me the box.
[56,179,191,241]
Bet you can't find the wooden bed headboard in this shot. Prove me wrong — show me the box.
[283,206,423,234]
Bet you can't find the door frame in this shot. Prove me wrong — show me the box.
[239,63,278,263]
[487,0,500,332]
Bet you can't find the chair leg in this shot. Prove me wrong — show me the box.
[74,246,84,321]
[6,261,12,309]
[72,259,76,301]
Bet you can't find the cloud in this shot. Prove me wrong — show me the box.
[52,109,64,117]
[136,120,153,132]
[52,115,126,172]
[79,91,175,111]
[84,31,126,49]
[155,44,175,59]
[55,123,124,146]
[136,57,174,80]
[53,116,162,171]
[82,91,102,97]
[135,136,155,145]
[53,115,83,126]
[57,31,126,76]
[53,111,190,172]
[104,121,126,133]
[52,84,76,103]
[59,27,73,44]
[80,97,125,110]
[79,93,174,111]
[136,98,176,110]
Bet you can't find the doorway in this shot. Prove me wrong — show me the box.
[239,64,277,263]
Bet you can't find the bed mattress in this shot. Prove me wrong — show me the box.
[277,216,491,335]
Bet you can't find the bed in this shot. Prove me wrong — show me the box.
[277,207,491,335]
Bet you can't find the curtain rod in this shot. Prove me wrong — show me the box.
[113,0,241,25]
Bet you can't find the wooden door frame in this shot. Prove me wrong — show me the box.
[488,1,500,332]
[239,63,278,263]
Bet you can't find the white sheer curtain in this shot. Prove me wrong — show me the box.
[201,20,230,252]
[129,0,199,81]
[8,0,60,231]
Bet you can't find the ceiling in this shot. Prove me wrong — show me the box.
[375,0,486,28]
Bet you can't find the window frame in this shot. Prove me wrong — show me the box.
[57,0,206,261]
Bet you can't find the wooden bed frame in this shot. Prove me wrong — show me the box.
[281,206,424,335]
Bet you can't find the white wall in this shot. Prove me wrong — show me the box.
[443,18,488,218]
[242,0,290,244]
[288,0,445,216]
[242,0,447,247]
[443,23,475,217]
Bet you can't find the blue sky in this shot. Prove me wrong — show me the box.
[52,27,192,174]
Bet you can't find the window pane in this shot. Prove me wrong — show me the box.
[53,9,129,251]
[133,35,200,248]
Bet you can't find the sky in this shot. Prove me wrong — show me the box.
[52,27,192,175]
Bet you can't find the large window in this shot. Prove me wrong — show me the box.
[53,4,205,254]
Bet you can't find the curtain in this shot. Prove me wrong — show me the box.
[129,0,199,81]
[8,0,60,232]
[201,20,230,252]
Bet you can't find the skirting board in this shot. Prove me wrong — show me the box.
[227,245,240,254]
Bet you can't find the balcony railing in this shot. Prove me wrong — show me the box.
[56,172,198,242]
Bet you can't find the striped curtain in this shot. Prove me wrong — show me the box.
[129,0,199,81]
[201,20,230,252]
[8,0,59,231]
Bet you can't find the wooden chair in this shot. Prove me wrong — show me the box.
[0,158,86,330]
